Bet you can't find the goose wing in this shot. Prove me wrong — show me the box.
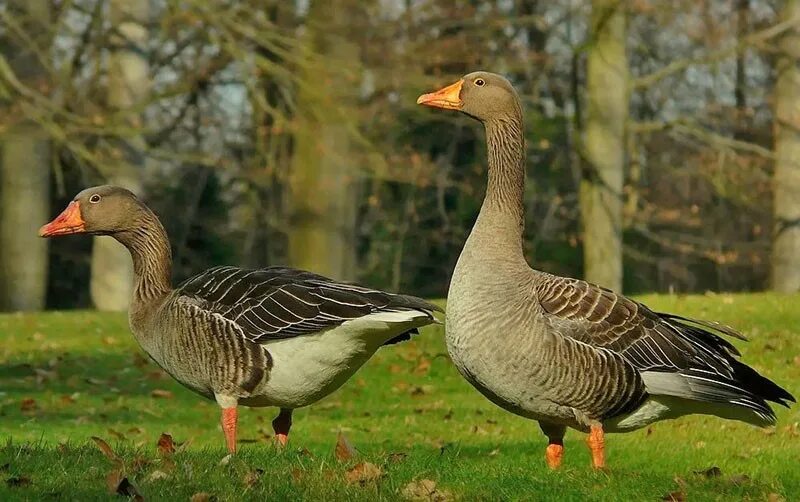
[535,274,793,421]
[177,266,440,343]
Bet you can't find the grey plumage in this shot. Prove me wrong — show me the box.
[40,184,441,451]
[419,72,794,465]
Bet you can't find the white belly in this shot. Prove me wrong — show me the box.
[244,311,431,409]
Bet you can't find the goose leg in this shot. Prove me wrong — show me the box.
[539,422,566,469]
[272,408,292,447]
[215,394,239,454]
[585,424,605,469]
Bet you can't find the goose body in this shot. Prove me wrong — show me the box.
[418,72,794,469]
[40,187,440,452]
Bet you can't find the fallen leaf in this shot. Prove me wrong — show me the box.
[6,476,31,488]
[661,491,685,502]
[157,433,175,456]
[693,466,722,478]
[218,455,233,466]
[151,389,173,399]
[128,427,145,435]
[345,462,383,485]
[86,378,107,386]
[443,410,453,421]
[91,436,122,464]
[335,432,357,462]
[767,493,786,502]
[389,364,403,374]
[243,468,264,488]
[191,493,216,502]
[20,398,37,413]
[401,479,454,501]
[414,358,431,375]
[60,394,77,405]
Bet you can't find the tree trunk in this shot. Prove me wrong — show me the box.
[90,0,149,310]
[771,0,800,293]
[580,0,628,292]
[0,0,51,311]
[288,1,358,280]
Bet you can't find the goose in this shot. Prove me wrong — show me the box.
[417,72,794,470]
[39,185,441,453]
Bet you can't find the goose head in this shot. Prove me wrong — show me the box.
[39,185,145,237]
[416,71,522,122]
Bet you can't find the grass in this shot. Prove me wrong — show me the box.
[0,293,798,501]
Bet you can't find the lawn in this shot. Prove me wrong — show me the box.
[1,293,798,501]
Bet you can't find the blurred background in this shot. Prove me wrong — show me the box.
[0,0,798,312]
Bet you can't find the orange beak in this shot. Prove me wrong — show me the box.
[416,79,464,110]
[39,201,86,237]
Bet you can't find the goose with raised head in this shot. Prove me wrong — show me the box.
[39,185,441,453]
[417,72,794,470]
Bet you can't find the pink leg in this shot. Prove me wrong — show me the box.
[272,408,292,447]
[221,407,238,453]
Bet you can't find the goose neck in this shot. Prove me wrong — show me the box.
[114,210,173,304]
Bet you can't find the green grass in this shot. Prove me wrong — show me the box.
[1,293,798,501]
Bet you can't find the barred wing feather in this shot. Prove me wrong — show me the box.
[177,266,440,343]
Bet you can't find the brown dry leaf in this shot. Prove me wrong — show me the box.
[335,432,357,462]
[6,476,31,488]
[693,466,722,478]
[414,358,431,375]
[91,436,122,465]
[157,433,176,456]
[60,394,77,405]
[191,493,216,502]
[345,462,383,485]
[105,469,122,494]
[767,493,786,502]
[401,479,454,501]
[20,398,37,413]
[243,468,264,488]
[151,389,173,399]
[661,491,685,502]
[389,364,404,374]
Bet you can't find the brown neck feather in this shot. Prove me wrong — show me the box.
[475,111,526,254]
[114,209,173,303]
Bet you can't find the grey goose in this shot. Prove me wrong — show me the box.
[39,185,441,453]
[417,72,794,469]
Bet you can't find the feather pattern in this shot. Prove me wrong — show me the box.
[438,72,794,442]
[535,274,794,422]
[176,265,440,343]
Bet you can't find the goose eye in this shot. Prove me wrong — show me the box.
[89,194,101,204]
[474,78,485,87]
